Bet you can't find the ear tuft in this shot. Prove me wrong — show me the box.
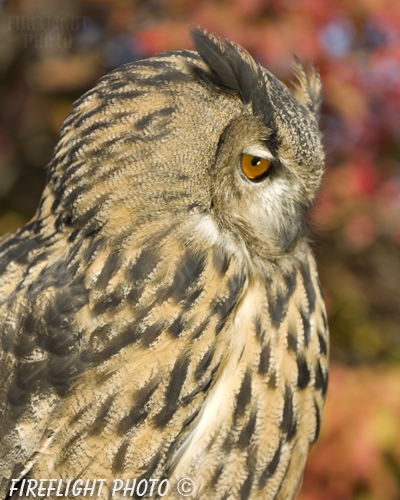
[190,28,258,105]
[291,58,322,120]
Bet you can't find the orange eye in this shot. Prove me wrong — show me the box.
[241,154,271,180]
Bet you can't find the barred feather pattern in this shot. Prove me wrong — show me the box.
[0,29,328,500]
[0,222,327,499]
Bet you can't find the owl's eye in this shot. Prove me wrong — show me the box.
[242,154,272,181]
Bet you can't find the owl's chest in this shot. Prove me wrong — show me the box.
[171,263,328,499]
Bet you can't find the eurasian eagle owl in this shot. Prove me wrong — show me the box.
[0,29,328,500]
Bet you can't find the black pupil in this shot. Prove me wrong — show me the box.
[251,157,261,166]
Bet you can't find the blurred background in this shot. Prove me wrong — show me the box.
[0,0,399,499]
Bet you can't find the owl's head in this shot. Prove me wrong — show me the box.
[43,29,323,267]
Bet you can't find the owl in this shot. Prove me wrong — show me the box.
[0,29,328,500]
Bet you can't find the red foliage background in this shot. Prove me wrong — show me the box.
[0,1,399,498]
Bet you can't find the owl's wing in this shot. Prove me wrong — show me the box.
[0,221,99,493]
[0,217,247,494]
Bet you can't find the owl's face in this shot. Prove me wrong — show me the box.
[45,29,323,272]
